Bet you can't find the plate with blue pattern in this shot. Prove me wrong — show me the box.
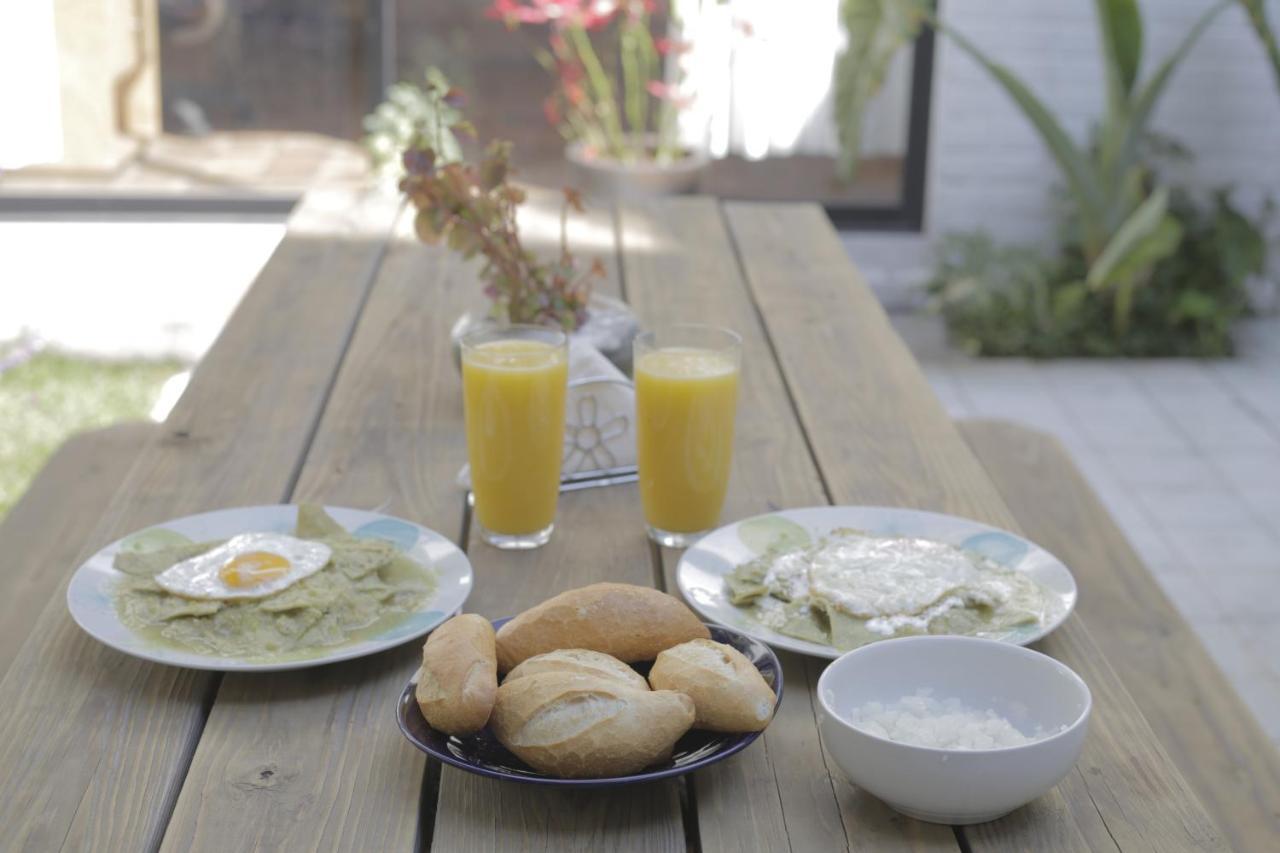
[677,506,1077,660]
[66,504,471,672]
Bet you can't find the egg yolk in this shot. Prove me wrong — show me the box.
[219,552,292,588]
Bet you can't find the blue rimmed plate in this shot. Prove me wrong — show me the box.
[677,506,1078,660]
[396,619,782,786]
[66,504,472,672]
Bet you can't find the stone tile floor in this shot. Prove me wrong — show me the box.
[894,312,1280,745]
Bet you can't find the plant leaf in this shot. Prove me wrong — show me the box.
[833,0,926,181]
[938,20,1106,225]
[1092,0,1141,189]
[1087,188,1177,288]
[1238,0,1280,95]
[1109,215,1182,286]
[1118,0,1230,178]
[1095,0,1142,100]
[1052,280,1089,321]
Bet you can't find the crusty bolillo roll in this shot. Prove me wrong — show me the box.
[648,639,776,732]
[415,613,498,736]
[495,583,710,671]
[491,671,695,777]
[504,648,649,692]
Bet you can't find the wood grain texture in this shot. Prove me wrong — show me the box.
[158,214,469,851]
[0,422,153,677]
[618,197,957,853]
[0,189,398,853]
[428,203,686,852]
[723,201,1227,853]
[961,419,1280,853]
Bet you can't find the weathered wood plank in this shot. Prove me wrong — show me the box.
[723,201,1227,853]
[0,422,153,677]
[158,213,470,852]
[428,202,686,852]
[618,197,957,853]
[0,189,399,852]
[960,418,1280,853]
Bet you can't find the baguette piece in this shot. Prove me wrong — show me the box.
[648,639,776,732]
[504,649,649,692]
[415,614,498,736]
[491,672,695,777]
[495,583,710,671]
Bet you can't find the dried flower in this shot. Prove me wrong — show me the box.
[399,95,598,331]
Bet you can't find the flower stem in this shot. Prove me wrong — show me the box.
[566,24,627,159]
[620,21,647,146]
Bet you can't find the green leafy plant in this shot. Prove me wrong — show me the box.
[836,0,1232,334]
[363,68,470,178]
[398,81,601,330]
[1239,0,1280,94]
[929,187,1269,357]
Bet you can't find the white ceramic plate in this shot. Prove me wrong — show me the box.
[67,505,472,672]
[676,506,1077,660]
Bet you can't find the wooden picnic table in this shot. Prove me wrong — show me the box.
[0,189,1260,852]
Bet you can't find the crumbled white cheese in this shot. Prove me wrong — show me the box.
[762,549,810,600]
[846,689,1063,749]
[754,595,789,629]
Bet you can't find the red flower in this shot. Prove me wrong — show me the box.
[486,0,551,26]
[543,96,562,126]
[646,80,693,109]
[645,80,671,99]
[486,0,617,30]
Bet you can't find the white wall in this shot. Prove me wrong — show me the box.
[847,0,1280,308]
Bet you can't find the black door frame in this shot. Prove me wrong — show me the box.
[825,25,935,233]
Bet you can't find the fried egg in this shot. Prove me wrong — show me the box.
[154,533,332,600]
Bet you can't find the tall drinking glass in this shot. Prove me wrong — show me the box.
[634,324,742,547]
[461,324,569,549]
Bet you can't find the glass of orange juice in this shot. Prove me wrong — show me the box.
[461,324,569,549]
[634,324,742,547]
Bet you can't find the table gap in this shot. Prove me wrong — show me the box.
[152,209,402,850]
[714,202,836,508]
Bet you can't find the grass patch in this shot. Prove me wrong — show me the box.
[0,347,183,520]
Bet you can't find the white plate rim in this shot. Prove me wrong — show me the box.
[66,504,472,672]
[676,505,1078,660]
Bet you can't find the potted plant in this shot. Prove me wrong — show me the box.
[487,0,707,198]
[393,74,640,369]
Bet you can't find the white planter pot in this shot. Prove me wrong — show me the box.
[565,140,708,199]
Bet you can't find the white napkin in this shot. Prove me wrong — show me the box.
[456,340,636,489]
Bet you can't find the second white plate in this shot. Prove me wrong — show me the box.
[676,506,1077,660]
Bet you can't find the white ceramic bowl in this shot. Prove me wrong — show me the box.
[816,636,1091,824]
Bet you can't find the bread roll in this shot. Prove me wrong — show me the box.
[648,639,776,732]
[495,583,710,671]
[504,648,649,692]
[415,613,498,736]
[491,672,695,777]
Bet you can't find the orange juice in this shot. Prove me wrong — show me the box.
[635,347,740,536]
[462,337,568,541]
